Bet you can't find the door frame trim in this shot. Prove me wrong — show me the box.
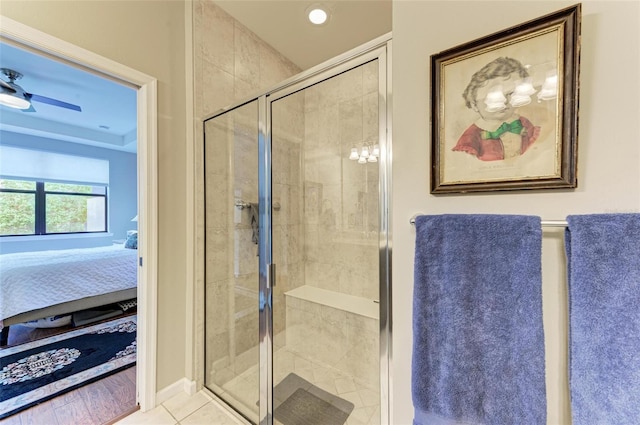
[0,16,159,411]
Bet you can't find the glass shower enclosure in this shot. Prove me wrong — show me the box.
[203,36,391,425]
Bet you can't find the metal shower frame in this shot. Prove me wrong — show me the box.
[203,33,393,425]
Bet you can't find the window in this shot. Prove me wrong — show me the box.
[0,146,110,237]
[0,180,36,235]
[0,179,107,236]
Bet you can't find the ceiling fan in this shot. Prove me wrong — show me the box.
[0,68,82,112]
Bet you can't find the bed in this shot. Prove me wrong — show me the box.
[0,243,138,346]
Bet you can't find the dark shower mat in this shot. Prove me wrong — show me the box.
[273,373,354,425]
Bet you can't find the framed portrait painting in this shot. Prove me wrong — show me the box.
[431,4,581,194]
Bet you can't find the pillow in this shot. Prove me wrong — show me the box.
[124,232,138,249]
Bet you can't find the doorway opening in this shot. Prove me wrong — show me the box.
[0,15,158,413]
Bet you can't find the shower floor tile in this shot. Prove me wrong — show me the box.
[221,344,380,425]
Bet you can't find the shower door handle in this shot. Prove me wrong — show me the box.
[267,263,276,289]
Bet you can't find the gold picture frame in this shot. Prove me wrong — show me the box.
[431,4,581,194]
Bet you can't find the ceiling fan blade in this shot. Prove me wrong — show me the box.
[28,93,82,112]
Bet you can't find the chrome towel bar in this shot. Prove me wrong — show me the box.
[409,215,568,228]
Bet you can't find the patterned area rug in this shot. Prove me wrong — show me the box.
[0,315,136,419]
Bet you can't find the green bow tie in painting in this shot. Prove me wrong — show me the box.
[480,119,524,139]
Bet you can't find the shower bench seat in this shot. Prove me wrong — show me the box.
[284,285,379,388]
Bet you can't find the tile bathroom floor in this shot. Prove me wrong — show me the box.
[114,391,247,425]
[117,345,380,425]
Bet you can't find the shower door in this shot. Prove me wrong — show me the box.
[204,38,390,425]
[269,58,383,425]
[204,99,261,423]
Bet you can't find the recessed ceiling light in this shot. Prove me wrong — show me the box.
[307,5,330,25]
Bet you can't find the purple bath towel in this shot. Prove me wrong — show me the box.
[412,214,546,425]
[566,214,640,425]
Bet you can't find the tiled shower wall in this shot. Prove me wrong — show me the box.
[302,61,380,301]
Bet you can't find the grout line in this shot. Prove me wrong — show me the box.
[159,404,180,425]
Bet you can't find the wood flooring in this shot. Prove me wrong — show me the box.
[0,367,138,425]
[1,317,138,425]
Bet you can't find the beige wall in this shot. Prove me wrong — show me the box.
[392,1,640,424]
[1,1,188,391]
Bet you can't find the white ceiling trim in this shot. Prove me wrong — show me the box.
[0,109,136,152]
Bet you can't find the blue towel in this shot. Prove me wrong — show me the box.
[566,214,640,425]
[412,214,546,425]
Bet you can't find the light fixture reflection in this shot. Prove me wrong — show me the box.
[349,143,380,164]
[537,73,558,101]
[484,85,507,112]
[510,77,536,107]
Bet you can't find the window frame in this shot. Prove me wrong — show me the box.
[0,179,108,237]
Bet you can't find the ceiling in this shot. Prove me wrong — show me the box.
[214,0,392,70]
[0,1,391,153]
[0,42,138,153]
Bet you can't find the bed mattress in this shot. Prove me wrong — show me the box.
[0,244,138,325]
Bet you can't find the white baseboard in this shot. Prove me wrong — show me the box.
[184,378,197,396]
[155,378,197,404]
